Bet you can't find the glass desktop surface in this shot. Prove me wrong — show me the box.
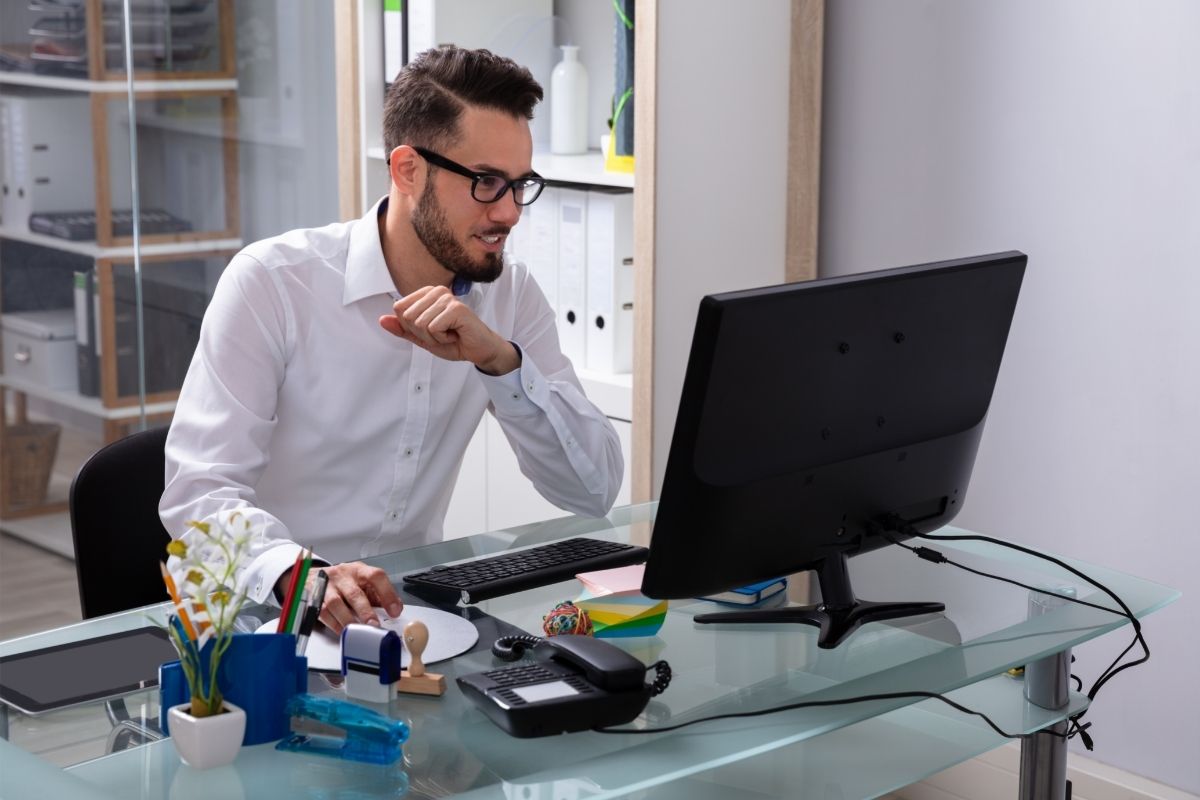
[0,503,1180,799]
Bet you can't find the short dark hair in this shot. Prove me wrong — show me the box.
[383,46,543,154]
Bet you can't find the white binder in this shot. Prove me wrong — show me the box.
[585,190,634,374]
[504,196,531,270]
[518,186,559,311]
[555,189,588,366]
[0,94,93,230]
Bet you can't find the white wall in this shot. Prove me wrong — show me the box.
[652,0,793,490]
[821,1,1200,793]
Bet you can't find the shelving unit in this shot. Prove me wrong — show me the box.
[0,0,241,520]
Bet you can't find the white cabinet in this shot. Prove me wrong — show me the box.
[445,412,631,537]
[486,415,632,532]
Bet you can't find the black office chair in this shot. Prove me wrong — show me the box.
[68,425,171,752]
[69,426,171,620]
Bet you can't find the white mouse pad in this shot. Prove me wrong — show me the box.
[256,605,479,672]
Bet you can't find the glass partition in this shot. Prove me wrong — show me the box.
[0,0,338,633]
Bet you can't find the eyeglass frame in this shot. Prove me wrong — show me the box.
[392,146,546,206]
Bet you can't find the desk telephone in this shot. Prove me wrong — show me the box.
[457,635,656,738]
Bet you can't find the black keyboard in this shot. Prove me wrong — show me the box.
[403,537,648,604]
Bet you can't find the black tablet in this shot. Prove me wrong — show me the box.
[0,626,178,715]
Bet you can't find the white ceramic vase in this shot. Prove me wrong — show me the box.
[168,700,246,770]
[551,45,589,155]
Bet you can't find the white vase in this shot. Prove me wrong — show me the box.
[551,45,588,155]
[168,701,246,770]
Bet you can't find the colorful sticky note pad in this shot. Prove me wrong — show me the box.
[574,590,666,638]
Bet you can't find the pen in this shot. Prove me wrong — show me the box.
[284,550,313,635]
[276,549,307,633]
[295,569,329,657]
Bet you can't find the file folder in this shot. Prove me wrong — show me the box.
[556,189,588,365]
[0,94,93,232]
[74,269,101,397]
[585,190,634,374]
[520,186,559,311]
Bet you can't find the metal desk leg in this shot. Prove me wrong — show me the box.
[1019,590,1074,800]
[0,703,9,740]
[1019,712,1070,800]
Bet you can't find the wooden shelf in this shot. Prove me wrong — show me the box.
[0,225,242,259]
[0,71,237,94]
[533,150,634,189]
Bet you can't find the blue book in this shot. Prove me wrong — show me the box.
[698,577,787,606]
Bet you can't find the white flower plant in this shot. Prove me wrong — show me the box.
[163,510,254,718]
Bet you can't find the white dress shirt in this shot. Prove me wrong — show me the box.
[160,198,623,604]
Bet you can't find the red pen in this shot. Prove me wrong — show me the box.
[276,548,307,633]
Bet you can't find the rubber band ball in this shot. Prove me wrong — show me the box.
[541,600,594,636]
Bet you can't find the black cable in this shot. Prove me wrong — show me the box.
[648,660,672,696]
[595,688,1068,739]
[880,521,1150,745]
[907,528,1149,699]
[491,634,542,661]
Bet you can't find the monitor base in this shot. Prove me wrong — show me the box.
[694,599,947,649]
[692,550,945,649]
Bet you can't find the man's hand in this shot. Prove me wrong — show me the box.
[308,561,403,636]
[379,285,520,375]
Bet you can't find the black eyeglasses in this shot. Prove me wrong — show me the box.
[411,146,545,206]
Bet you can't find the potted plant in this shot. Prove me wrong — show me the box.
[161,511,254,769]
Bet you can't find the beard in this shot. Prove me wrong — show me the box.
[411,180,506,284]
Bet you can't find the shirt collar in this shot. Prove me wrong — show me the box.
[343,196,398,306]
[342,196,477,306]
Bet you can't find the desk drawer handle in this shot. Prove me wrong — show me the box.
[14,345,31,364]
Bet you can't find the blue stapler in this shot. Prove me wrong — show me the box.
[275,694,410,764]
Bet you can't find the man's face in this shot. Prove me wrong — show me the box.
[411,106,533,283]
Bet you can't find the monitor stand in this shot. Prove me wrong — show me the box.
[693,552,945,649]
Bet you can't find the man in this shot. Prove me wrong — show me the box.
[160,46,623,634]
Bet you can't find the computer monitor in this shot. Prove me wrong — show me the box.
[640,251,1027,648]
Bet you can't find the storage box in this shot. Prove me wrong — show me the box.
[1,309,77,392]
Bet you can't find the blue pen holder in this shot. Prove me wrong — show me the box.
[160,633,308,745]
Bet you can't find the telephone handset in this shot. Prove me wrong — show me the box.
[457,635,654,738]
[534,635,646,691]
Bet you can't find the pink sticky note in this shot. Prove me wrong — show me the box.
[575,563,646,596]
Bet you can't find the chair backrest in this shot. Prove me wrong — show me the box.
[69,426,171,619]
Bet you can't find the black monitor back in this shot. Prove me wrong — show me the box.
[641,251,1027,600]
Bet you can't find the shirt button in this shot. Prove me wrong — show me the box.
[415,384,423,392]
[389,511,399,521]
[404,448,414,457]
[511,393,520,400]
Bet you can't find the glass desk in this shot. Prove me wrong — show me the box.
[0,503,1179,799]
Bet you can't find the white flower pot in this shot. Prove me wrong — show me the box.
[168,701,246,769]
